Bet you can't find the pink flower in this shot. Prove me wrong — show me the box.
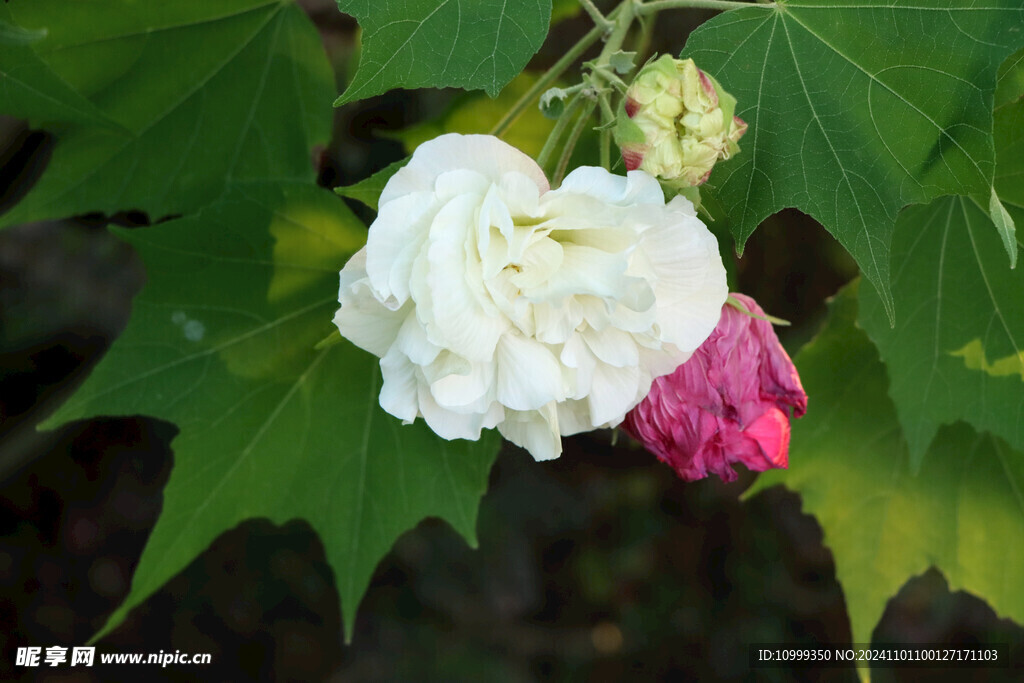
[622,294,807,483]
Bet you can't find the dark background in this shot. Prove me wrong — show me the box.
[2,1,1021,680]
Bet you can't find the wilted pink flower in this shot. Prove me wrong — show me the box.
[622,294,807,483]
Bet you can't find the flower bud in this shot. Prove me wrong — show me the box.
[616,55,746,187]
[622,294,807,483]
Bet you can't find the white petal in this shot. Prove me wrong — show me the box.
[588,362,641,427]
[582,327,640,368]
[417,380,486,441]
[395,312,441,366]
[665,193,698,217]
[523,244,634,303]
[498,171,544,218]
[379,346,420,422]
[496,334,565,410]
[365,192,436,306]
[557,166,665,206]
[427,354,494,411]
[334,248,406,357]
[424,194,510,361]
[533,300,581,345]
[638,343,692,382]
[380,133,548,208]
[498,404,562,461]
[560,333,597,398]
[509,237,563,290]
[557,399,596,436]
[434,168,491,202]
[536,192,628,232]
[635,211,728,351]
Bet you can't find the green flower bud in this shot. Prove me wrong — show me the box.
[617,55,747,187]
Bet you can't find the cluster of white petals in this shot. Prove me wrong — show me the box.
[334,134,727,461]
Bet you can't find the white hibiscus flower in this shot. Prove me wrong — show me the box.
[334,133,727,461]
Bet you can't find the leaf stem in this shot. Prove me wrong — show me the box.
[578,0,614,29]
[580,0,637,171]
[536,94,585,170]
[598,91,615,169]
[489,16,611,137]
[636,0,768,15]
[598,0,637,62]
[553,99,598,187]
[633,11,656,65]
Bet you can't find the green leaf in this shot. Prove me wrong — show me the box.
[1,0,332,228]
[858,46,1024,466]
[334,158,408,212]
[42,182,500,640]
[384,72,558,159]
[683,0,1024,321]
[0,4,119,127]
[334,0,552,105]
[858,195,1024,467]
[749,282,1024,661]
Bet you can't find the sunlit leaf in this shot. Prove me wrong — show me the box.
[859,59,1024,465]
[858,196,1024,466]
[749,283,1024,668]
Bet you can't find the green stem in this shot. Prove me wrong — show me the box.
[536,94,584,170]
[553,99,597,187]
[532,0,636,176]
[637,0,768,15]
[598,91,614,170]
[580,0,637,171]
[633,11,656,65]
[578,0,613,28]
[488,17,610,137]
[598,0,636,61]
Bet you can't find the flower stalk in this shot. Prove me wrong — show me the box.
[488,21,607,137]
[553,98,598,186]
[578,0,614,29]
[536,93,586,169]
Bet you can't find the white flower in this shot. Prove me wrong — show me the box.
[334,133,728,461]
